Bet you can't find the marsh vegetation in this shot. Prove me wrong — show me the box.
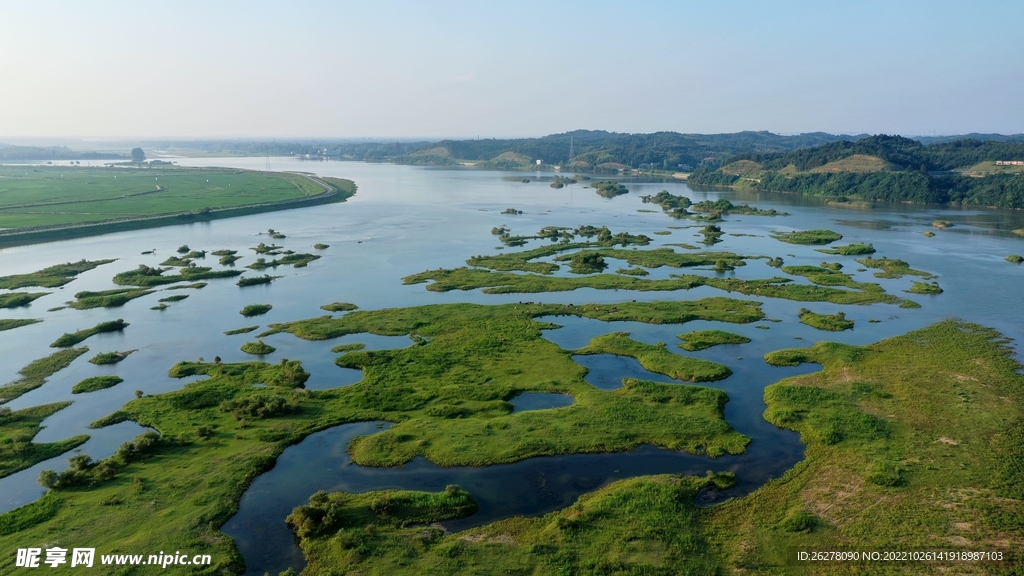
[50,319,129,348]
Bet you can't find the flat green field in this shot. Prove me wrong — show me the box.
[0,166,355,244]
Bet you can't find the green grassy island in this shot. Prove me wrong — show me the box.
[113,264,242,287]
[797,308,855,331]
[321,302,358,312]
[677,329,752,351]
[0,259,116,289]
[88,350,137,365]
[817,243,876,255]
[0,347,88,403]
[66,288,155,309]
[71,375,124,394]
[240,340,276,355]
[240,304,273,317]
[237,274,281,287]
[0,318,42,333]
[0,403,88,480]
[0,166,355,248]
[1007,254,1024,264]
[50,319,129,348]
[224,325,259,335]
[576,332,732,382]
[770,229,843,245]
[0,292,48,309]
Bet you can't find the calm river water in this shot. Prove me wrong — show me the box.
[1,159,1022,575]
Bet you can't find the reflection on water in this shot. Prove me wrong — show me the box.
[509,392,574,412]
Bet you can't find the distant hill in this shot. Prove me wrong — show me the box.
[0,144,125,161]
[688,135,1024,209]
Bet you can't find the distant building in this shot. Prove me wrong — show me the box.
[536,159,542,165]
[995,160,1024,166]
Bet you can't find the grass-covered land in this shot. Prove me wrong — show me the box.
[0,166,354,247]
[313,243,329,250]
[224,325,259,335]
[158,294,189,303]
[798,308,855,331]
[237,274,281,287]
[0,318,42,332]
[0,403,88,479]
[278,320,1024,575]
[331,343,366,353]
[113,264,242,287]
[71,375,124,394]
[0,292,48,309]
[0,300,746,574]
[0,259,116,289]
[88,350,136,365]
[321,302,358,312]
[0,347,88,403]
[817,243,876,255]
[677,329,752,351]
[248,253,321,270]
[66,287,155,309]
[240,341,276,355]
[639,190,784,220]
[855,256,935,279]
[591,181,629,197]
[576,332,732,382]
[1007,254,1024,264]
[906,281,943,294]
[770,229,843,245]
[404,267,913,306]
[240,304,273,317]
[220,254,243,265]
[287,485,479,573]
[50,319,129,348]
[291,473,735,576]
[165,282,207,290]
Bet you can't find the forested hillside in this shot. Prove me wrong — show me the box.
[689,135,1024,208]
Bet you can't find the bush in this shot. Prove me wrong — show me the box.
[780,510,816,532]
[220,394,299,419]
[866,460,905,487]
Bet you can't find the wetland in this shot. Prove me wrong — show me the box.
[1,159,1023,575]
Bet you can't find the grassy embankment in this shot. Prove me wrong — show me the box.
[677,329,751,351]
[71,376,124,394]
[285,320,1024,575]
[50,319,129,348]
[797,308,855,331]
[0,299,757,573]
[0,403,88,479]
[0,348,89,403]
[0,259,116,289]
[575,332,732,382]
[0,166,355,247]
[0,318,42,332]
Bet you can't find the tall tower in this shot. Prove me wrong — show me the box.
[569,136,574,161]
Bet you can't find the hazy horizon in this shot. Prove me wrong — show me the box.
[3,0,1022,139]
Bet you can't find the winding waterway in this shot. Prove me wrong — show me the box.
[2,159,1023,574]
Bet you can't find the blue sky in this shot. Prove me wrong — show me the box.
[1,1,1022,138]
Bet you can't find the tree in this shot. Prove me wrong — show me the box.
[131,147,146,162]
